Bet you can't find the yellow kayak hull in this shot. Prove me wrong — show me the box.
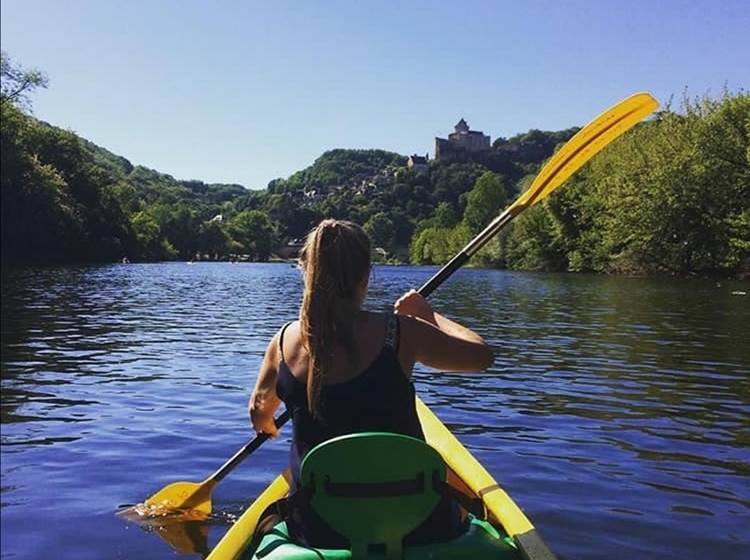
[206,398,553,559]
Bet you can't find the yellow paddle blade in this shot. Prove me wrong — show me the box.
[142,479,216,517]
[512,92,659,210]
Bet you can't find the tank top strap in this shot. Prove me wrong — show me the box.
[278,321,294,363]
[384,313,400,353]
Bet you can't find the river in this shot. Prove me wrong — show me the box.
[1,263,748,559]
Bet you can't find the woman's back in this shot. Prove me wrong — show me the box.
[276,312,424,484]
[279,311,406,385]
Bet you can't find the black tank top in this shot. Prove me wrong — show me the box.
[276,314,425,486]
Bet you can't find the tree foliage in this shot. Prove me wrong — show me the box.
[462,171,507,234]
[1,99,136,263]
[476,92,750,276]
[0,51,48,110]
[364,212,395,249]
[229,210,275,261]
[3,52,745,276]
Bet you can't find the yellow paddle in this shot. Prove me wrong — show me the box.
[138,92,658,519]
[140,410,290,516]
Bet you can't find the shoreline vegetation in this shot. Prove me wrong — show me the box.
[2,53,748,278]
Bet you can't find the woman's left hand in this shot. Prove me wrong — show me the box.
[248,399,280,438]
[257,420,280,438]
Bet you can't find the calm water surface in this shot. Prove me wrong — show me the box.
[1,263,748,559]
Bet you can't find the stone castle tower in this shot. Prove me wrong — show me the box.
[435,119,491,160]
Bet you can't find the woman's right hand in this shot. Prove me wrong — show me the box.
[394,289,435,323]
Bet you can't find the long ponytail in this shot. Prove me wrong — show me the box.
[299,220,371,418]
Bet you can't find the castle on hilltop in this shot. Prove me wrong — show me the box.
[435,119,491,161]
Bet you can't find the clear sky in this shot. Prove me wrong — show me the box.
[1,1,748,189]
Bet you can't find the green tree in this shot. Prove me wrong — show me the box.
[463,171,507,234]
[505,204,565,271]
[131,211,161,260]
[408,223,470,265]
[112,181,141,215]
[197,220,230,258]
[0,51,48,109]
[1,94,137,264]
[364,212,395,249]
[1,100,74,263]
[160,204,200,259]
[410,227,449,264]
[390,209,415,247]
[433,202,459,228]
[264,193,321,240]
[494,91,749,276]
[230,210,275,260]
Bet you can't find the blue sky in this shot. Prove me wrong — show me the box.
[1,1,748,189]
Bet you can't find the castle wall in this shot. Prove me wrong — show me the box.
[448,131,490,151]
[435,138,450,160]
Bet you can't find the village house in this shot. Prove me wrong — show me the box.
[407,154,429,174]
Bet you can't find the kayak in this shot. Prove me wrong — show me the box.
[205,398,556,559]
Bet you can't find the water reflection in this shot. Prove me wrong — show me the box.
[118,506,212,557]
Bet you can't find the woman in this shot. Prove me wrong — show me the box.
[250,219,493,546]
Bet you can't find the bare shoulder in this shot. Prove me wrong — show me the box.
[280,320,311,374]
[263,321,298,366]
[279,320,300,342]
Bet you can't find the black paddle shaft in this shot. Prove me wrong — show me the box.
[417,251,470,298]
[417,204,522,298]
[212,409,291,483]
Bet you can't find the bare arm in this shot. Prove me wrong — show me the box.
[249,334,283,437]
[395,290,494,372]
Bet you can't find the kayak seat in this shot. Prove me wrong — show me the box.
[248,432,518,560]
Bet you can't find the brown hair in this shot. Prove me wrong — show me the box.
[298,219,371,418]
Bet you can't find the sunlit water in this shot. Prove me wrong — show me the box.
[1,263,748,559]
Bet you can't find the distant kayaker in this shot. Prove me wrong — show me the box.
[249,218,494,546]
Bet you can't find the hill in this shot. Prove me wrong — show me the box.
[3,51,746,274]
[0,98,607,266]
[247,130,579,249]
[77,135,247,206]
[5,74,744,275]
